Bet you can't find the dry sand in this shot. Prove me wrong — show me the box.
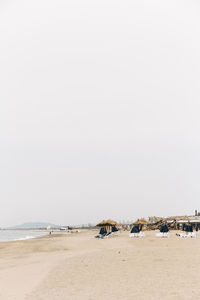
[0,230,200,300]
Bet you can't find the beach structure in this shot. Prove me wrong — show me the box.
[95,220,119,238]
[129,218,148,238]
[177,218,200,231]
[148,215,200,231]
[149,215,200,237]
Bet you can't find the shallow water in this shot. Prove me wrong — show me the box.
[0,230,48,242]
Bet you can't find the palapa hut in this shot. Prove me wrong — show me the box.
[131,218,148,233]
[97,220,119,234]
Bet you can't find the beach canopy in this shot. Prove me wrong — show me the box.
[112,225,118,232]
[99,227,107,235]
[132,218,148,225]
[160,224,169,233]
[131,225,140,233]
[97,220,118,227]
[183,224,193,232]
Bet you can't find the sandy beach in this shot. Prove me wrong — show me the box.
[0,230,200,300]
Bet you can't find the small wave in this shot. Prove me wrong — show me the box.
[0,231,48,242]
[13,235,41,241]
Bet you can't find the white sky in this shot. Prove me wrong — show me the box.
[0,0,200,227]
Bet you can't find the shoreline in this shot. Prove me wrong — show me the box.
[0,229,77,243]
[0,230,49,243]
[0,229,81,244]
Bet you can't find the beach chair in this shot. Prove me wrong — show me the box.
[189,232,196,238]
[111,226,119,236]
[129,232,145,238]
[156,224,170,238]
[156,232,170,238]
[95,227,108,239]
[95,234,102,239]
[179,224,197,238]
[129,224,145,238]
[179,232,196,238]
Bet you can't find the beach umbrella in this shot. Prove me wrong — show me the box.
[131,225,140,233]
[97,220,118,234]
[99,227,107,235]
[184,224,193,232]
[131,218,148,232]
[97,220,106,227]
[112,225,118,232]
[132,218,148,225]
[97,220,118,227]
[160,224,169,233]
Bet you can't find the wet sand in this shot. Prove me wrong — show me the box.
[0,230,200,300]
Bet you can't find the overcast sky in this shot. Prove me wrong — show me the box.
[0,0,200,227]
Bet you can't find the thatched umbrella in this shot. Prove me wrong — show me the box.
[97,220,118,226]
[131,218,148,232]
[97,220,107,227]
[132,218,148,225]
[97,220,118,233]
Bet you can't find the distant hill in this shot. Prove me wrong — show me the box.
[7,222,61,229]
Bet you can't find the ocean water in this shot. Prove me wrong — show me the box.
[0,230,48,242]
